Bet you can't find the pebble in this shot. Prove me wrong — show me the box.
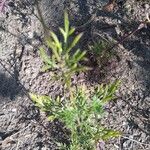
[11,108,17,112]
[143,4,149,9]
[28,32,34,39]
[124,4,132,13]
[115,26,122,35]
[2,137,16,147]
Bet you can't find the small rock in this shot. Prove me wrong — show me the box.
[28,32,34,39]
[124,4,132,13]
[2,137,16,147]
[11,108,17,112]
[143,4,149,9]
[115,26,121,35]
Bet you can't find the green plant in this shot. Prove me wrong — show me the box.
[39,11,87,88]
[30,80,121,150]
[30,10,121,150]
[89,40,115,67]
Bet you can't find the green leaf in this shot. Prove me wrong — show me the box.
[60,107,77,129]
[69,27,75,36]
[39,47,52,64]
[66,66,87,76]
[72,49,80,58]
[29,93,44,107]
[41,65,52,72]
[103,85,109,99]
[59,27,66,37]
[73,51,86,62]
[65,77,71,88]
[50,31,62,54]
[29,93,38,103]
[45,36,55,49]
[108,80,120,95]
[39,47,58,71]
[101,95,115,104]
[64,11,69,34]
[46,39,61,62]
[101,129,121,140]
[48,115,56,121]
[59,27,67,42]
[67,33,83,53]
[29,93,52,111]
[92,100,103,114]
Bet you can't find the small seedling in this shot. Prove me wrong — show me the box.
[39,11,87,88]
[30,10,121,150]
[30,80,121,150]
[89,40,115,67]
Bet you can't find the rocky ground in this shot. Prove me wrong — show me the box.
[0,0,150,149]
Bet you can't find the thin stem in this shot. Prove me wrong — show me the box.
[121,135,150,147]
[35,1,50,38]
[105,22,146,52]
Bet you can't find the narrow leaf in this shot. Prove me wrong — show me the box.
[46,40,61,62]
[59,27,67,42]
[73,51,86,62]
[41,65,52,72]
[50,31,62,54]
[69,27,75,36]
[102,130,121,140]
[64,11,69,33]
[67,33,83,53]
[39,47,52,65]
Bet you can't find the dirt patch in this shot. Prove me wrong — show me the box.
[0,0,150,149]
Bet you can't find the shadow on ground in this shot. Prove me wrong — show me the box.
[0,72,22,101]
[121,88,150,138]
[0,49,25,101]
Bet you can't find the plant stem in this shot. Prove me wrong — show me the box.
[106,22,146,52]
[35,1,50,38]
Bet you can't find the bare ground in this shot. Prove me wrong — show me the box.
[0,0,150,149]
